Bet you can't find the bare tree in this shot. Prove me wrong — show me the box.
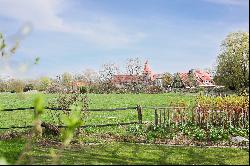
[125,57,144,93]
[99,63,119,82]
[99,63,119,93]
[126,57,143,76]
[82,68,99,84]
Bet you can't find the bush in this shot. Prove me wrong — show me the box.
[88,85,100,93]
[193,128,206,140]
[146,86,164,94]
[79,86,88,94]
[0,81,7,92]
[8,80,25,93]
[46,83,66,93]
[23,84,34,92]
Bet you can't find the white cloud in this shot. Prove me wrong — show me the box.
[204,0,249,6]
[0,0,145,48]
[0,0,66,31]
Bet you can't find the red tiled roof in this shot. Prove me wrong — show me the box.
[179,72,192,87]
[194,70,214,86]
[178,70,215,87]
[112,61,159,84]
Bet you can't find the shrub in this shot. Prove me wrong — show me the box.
[37,77,51,91]
[88,85,100,93]
[23,83,34,92]
[8,80,25,93]
[46,83,66,93]
[0,81,7,92]
[79,86,88,94]
[146,85,164,94]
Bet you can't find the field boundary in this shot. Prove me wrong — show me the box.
[1,105,248,130]
[1,106,138,112]
[0,106,144,130]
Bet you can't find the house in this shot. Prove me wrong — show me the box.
[111,61,163,87]
[153,74,164,87]
[172,69,216,89]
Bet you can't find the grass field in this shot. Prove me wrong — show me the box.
[0,93,249,165]
[0,138,249,165]
[0,92,196,108]
[0,93,196,129]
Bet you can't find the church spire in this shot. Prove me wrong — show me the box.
[144,60,152,74]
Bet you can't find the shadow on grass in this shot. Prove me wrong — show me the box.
[0,139,249,165]
[0,139,26,164]
[27,143,249,165]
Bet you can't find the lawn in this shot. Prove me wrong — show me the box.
[0,93,249,165]
[0,138,249,165]
[0,92,196,129]
[0,92,196,108]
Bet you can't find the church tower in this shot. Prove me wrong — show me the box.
[143,60,154,81]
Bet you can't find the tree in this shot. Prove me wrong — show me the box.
[99,63,119,82]
[23,83,34,92]
[82,69,99,84]
[126,57,143,76]
[61,72,73,86]
[214,31,249,92]
[99,63,119,93]
[8,79,25,93]
[0,79,7,92]
[162,72,173,88]
[37,77,51,91]
[172,73,184,88]
[125,58,144,93]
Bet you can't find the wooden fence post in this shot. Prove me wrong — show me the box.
[192,107,194,124]
[215,110,217,127]
[232,111,235,128]
[163,109,166,127]
[159,109,162,127]
[137,105,142,124]
[229,112,232,127]
[168,108,170,127]
[155,109,158,127]
[220,111,223,127]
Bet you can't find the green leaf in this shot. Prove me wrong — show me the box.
[33,95,45,115]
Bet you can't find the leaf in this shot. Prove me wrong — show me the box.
[33,95,45,115]
[0,157,8,165]
[34,57,40,65]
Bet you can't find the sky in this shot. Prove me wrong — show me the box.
[0,0,249,79]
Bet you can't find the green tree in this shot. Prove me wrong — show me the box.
[214,31,249,92]
[38,77,51,91]
[8,79,25,93]
[62,72,73,86]
[172,73,184,88]
[162,72,173,87]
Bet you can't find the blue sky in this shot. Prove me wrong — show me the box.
[0,0,249,79]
